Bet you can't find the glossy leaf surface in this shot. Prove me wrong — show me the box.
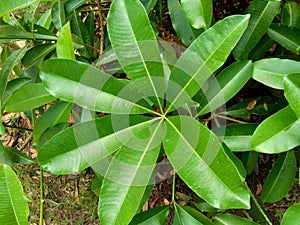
[284,73,300,118]
[214,213,259,225]
[129,206,169,225]
[164,116,250,209]
[261,150,296,203]
[283,1,300,30]
[0,164,29,225]
[233,0,280,60]
[281,202,300,225]
[0,0,38,16]
[5,83,56,112]
[251,106,300,153]
[57,22,75,60]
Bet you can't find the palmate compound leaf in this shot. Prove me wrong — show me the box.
[98,118,166,225]
[40,59,154,114]
[163,116,250,209]
[165,15,250,112]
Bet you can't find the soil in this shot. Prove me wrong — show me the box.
[2,1,300,225]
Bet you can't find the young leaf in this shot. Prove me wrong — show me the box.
[251,106,300,153]
[281,202,300,225]
[168,0,199,46]
[213,124,259,152]
[0,163,29,225]
[38,116,158,174]
[166,15,250,111]
[261,150,296,203]
[283,1,300,30]
[253,58,300,89]
[0,0,38,16]
[180,0,212,30]
[284,73,300,118]
[33,101,72,146]
[164,116,250,209]
[233,0,280,60]
[197,60,253,116]
[57,22,75,60]
[268,23,300,55]
[214,213,260,225]
[52,0,66,31]
[40,59,153,114]
[5,83,55,112]
[129,206,170,225]
[173,203,214,225]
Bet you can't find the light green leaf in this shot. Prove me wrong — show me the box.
[0,0,38,16]
[180,0,212,29]
[129,206,170,225]
[197,61,253,116]
[37,8,52,29]
[107,0,164,109]
[168,0,200,46]
[233,0,280,60]
[33,101,72,146]
[38,116,158,174]
[261,150,296,203]
[40,59,154,114]
[166,15,249,111]
[0,163,29,225]
[173,204,214,225]
[57,22,75,60]
[268,23,300,55]
[251,106,300,153]
[283,1,300,30]
[5,83,55,112]
[213,124,259,152]
[52,0,66,31]
[253,58,300,89]
[281,202,300,225]
[98,119,164,225]
[284,73,300,117]
[0,46,28,100]
[22,43,56,69]
[214,213,260,225]
[164,116,250,209]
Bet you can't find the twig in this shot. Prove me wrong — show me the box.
[2,123,33,131]
[214,114,248,124]
[19,133,33,151]
[96,0,105,56]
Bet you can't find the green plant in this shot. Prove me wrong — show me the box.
[1,0,300,224]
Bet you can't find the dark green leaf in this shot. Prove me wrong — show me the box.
[268,23,300,55]
[129,206,170,225]
[283,1,300,30]
[0,143,34,166]
[251,106,300,153]
[249,36,274,61]
[241,151,259,175]
[261,150,296,203]
[214,213,260,225]
[0,163,29,225]
[52,0,66,31]
[65,0,88,16]
[5,83,56,112]
[233,0,280,60]
[164,116,250,209]
[140,0,158,14]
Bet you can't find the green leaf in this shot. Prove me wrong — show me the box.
[166,15,250,110]
[99,142,162,225]
[0,0,38,16]
[52,0,66,31]
[22,43,56,69]
[0,46,28,100]
[140,0,158,14]
[248,36,274,61]
[0,163,29,225]
[37,8,52,29]
[5,83,55,112]
[180,0,212,29]
[164,116,250,209]
[261,150,296,203]
[268,23,300,55]
[38,116,158,174]
[283,1,300,30]
[0,143,34,166]
[65,0,88,16]
[173,204,214,225]
[57,22,75,60]
[0,25,31,40]
[214,213,260,225]
[281,202,300,225]
[33,101,72,146]
[40,59,153,114]
[107,0,164,83]
[129,206,170,225]
[213,124,259,152]
[233,0,280,60]
[284,74,300,118]
[197,61,253,116]
[241,151,259,175]
[253,58,300,89]
[251,106,300,153]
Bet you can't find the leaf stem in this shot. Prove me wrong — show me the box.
[214,114,248,124]
[96,0,105,56]
[171,172,176,203]
[39,167,44,225]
